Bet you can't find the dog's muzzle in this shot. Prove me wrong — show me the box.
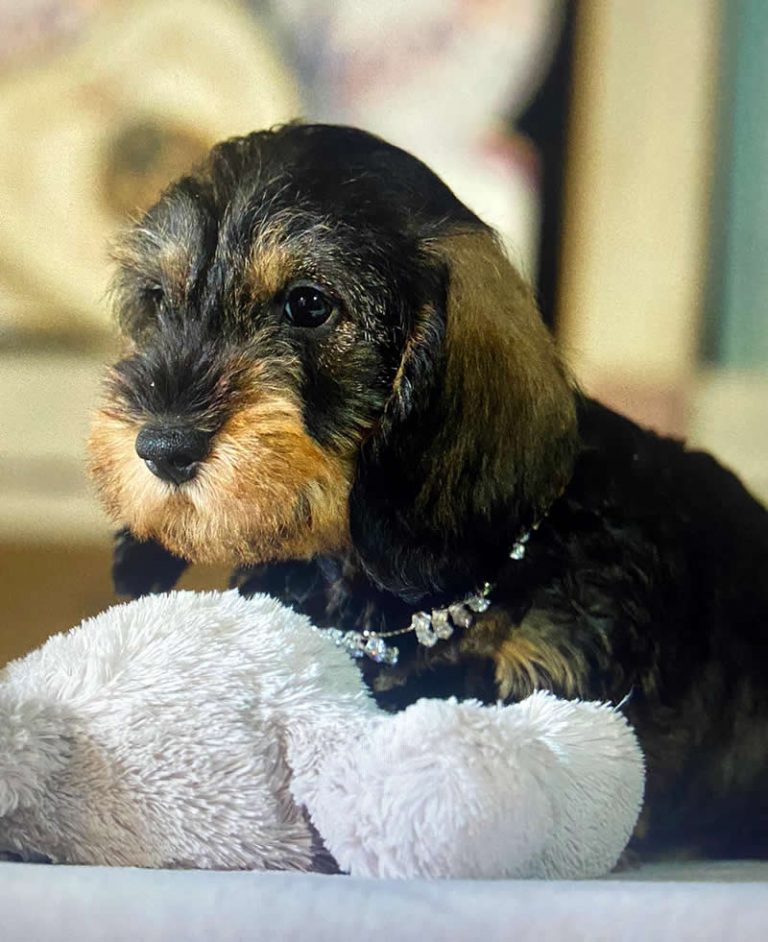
[135,425,211,486]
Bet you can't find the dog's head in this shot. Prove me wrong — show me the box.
[89,124,577,598]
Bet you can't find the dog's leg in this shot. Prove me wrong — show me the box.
[112,527,189,598]
[233,560,329,623]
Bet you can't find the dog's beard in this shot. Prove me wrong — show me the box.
[88,392,353,565]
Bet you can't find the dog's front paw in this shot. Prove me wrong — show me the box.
[112,528,188,598]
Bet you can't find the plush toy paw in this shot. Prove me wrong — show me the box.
[306,693,644,879]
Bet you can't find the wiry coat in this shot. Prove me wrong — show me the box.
[88,123,768,860]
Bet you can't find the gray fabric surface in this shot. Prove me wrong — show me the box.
[1,861,767,942]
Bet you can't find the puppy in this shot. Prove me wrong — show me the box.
[89,123,768,860]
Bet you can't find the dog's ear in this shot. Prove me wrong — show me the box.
[349,229,578,599]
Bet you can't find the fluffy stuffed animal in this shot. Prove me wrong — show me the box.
[0,591,644,879]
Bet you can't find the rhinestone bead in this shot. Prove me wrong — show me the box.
[466,595,491,613]
[381,646,399,666]
[412,611,438,647]
[430,608,454,641]
[509,529,531,561]
[364,636,388,662]
[448,603,473,629]
[342,631,366,657]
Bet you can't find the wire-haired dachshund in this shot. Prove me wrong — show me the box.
[89,123,768,860]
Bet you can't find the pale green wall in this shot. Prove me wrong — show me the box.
[708,0,768,367]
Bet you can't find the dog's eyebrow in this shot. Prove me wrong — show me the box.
[243,206,345,302]
[248,230,295,301]
[112,185,212,301]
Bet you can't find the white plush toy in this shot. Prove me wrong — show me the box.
[0,590,644,878]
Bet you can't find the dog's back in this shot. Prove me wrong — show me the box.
[570,400,768,857]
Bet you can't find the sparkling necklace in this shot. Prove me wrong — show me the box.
[325,525,536,666]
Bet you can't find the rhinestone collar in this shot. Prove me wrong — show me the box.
[326,524,537,667]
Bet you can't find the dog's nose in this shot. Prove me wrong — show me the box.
[135,426,211,486]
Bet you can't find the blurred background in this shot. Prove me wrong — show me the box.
[0,0,766,665]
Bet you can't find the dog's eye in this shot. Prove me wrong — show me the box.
[283,284,335,328]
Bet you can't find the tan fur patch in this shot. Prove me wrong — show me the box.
[493,634,585,700]
[248,237,295,302]
[461,609,589,701]
[88,377,353,565]
[246,211,342,303]
[111,228,193,306]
